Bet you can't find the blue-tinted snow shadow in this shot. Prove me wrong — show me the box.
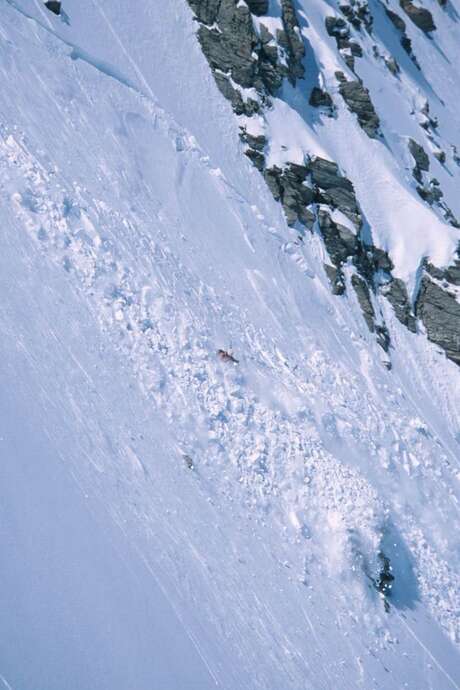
[381,521,420,611]
[367,0,444,105]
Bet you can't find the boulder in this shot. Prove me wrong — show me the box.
[309,87,333,108]
[400,0,436,33]
[45,0,61,14]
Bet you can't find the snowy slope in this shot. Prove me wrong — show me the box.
[0,1,460,688]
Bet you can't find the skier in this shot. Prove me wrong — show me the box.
[217,349,239,364]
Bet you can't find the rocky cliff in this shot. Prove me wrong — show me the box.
[186,0,460,366]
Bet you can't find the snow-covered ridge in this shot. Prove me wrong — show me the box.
[1,0,460,688]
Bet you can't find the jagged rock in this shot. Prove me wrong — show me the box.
[310,158,347,190]
[240,130,266,151]
[257,25,285,94]
[408,138,429,171]
[340,1,373,30]
[245,0,269,15]
[352,274,376,331]
[214,72,260,115]
[351,275,391,350]
[408,138,429,182]
[318,210,359,267]
[434,150,446,164]
[265,164,315,227]
[416,276,460,365]
[309,87,333,108]
[324,264,346,295]
[244,147,265,170]
[45,0,61,14]
[187,0,220,25]
[382,278,417,331]
[416,179,443,205]
[190,0,290,101]
[426,259,460,287]
[196,2,258,89]
[336,72,380,138]
[350,41,363,57]
[311,157,361,227]
[385,7,406,32]
[384,7,419,66]
[400,0,436,33]
[371,246,394,273]
[277,0,305,84]
[325,16,350,47]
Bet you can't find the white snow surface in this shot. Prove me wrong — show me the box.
[0,1,459,688]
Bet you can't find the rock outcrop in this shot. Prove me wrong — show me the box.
[400,0,436,33]
[381,278,417,332]
[336,72,380,138]
[45,0,61,15]
[408,138,429,182]
[186,0,460,364]
[264,164,315,228]
[416,274,460,364]
[384,6,420,67]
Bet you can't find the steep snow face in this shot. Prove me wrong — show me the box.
[1,1,460,689]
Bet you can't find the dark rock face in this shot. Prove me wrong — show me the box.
[325,15,361,71]
[381,278,417,332]
[336,72,380,138]
[265,164,315,228]
[196,2,258,89]
[408,138,429,182]
[326,16,350,46]
[309,87,333,108]
[400,0,436,33]
[426,259,460,286]
[311,157,361,227]
[189,0,305,101]
[416,276,460,364]
[352,275,391,350]
[384,7,420,67]
[187,0,221,25]
[245,0,269,16]
[318,209,358,266]
[278,0,306,83]
[213,72,260,116]
[45,0,61,15]
[408,138,429,172]
[324,263,346,295]
[339,1,373,30]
